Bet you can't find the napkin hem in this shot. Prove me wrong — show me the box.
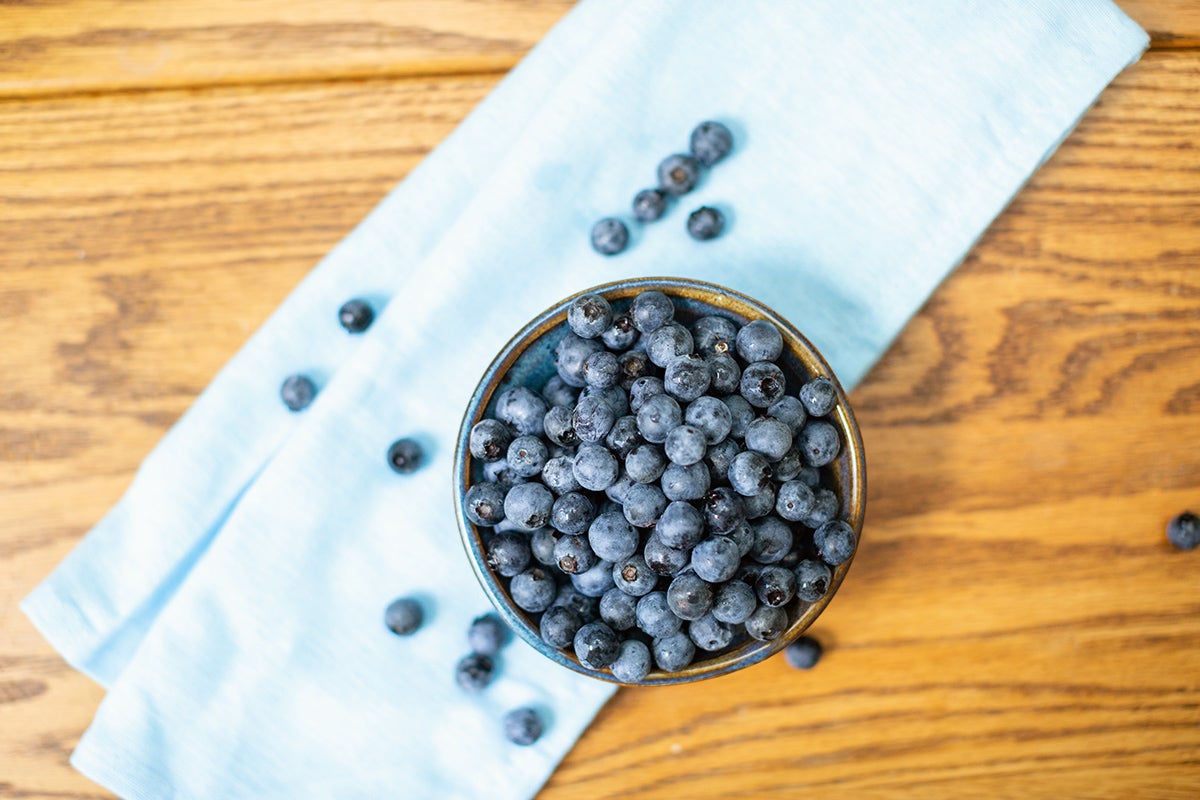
[20,583,106,688]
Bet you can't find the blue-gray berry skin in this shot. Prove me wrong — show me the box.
[604,471,636,505]
[667,573,714,621]
[384,597,423,636]
[552,583,600,622]
[644,531,691,577]
[795,466,821,489]
[551,491,596,535]
[690,120,733,167]
[568,293,613,339]
[586,384,630,417]
[744,417,793,462]
[743,484,776,520]
[703,486,746,533]
[506,435,549,478]
[633,187,668,222]
[455,653,495,692]
[582,350,620,390]
[503,482,554,532]
[628,376,666,413]
[483,461,523,491]
[712,580,757,624]
[707,353,742,396]
[768,396,808,433]
[802,488,839,529]
[727,520,755,558]
[691,536,741,583]
[685,396,733,444]
[591,217,629,256]
[664,424,708,466]
[689,612,735,652]
[572,444,619,491]
[338,298,374,333]
[692,315,739,356]
[465,482,507,526]
[745,604,788,642]
[776,480,816,522]
[503,707,544,746]
[636,394,682,444]
[554,533,599,575]
[631,290,675,333]
[664,353,712,402]
[570,559,616,597]
[772,445,805,483]
[555,332,605,388]
[705,439,741,487]
[612,554,660,596]
[572,394,617,444]
[799,420,841,467]
[756,565,797,607]
[468,613,508,656]
[604,415,641,458]
[542,405,579,448]
[541,455,581,496]
[637,591,683,639]
[794,559,832,603]
[799,377,838,417]
[647,323,695,368]
[603,312,640,351]
[622,482,669,528]
[600,587,638,631]
[779,549,802,570]
[729,450,773,496]
[470,419,513,462]
[541,374,579,408]
[661,461,711,501]
[574,621,620,669]
[626,443,668,484]
[281,374,316,412]
[540,604,583,648]
[496,387,548,437]
[1167,511,1200,550]
[735,320,783,363]
[657,153,701,196]
[653,631,696,672]
[656,501,705,550]
[740,361,787,408]
[611,639,653,683]
[387,438,424,474]
[815,520,857,566]
[588,510,639,562]
[751,517,793,565]
[722,394,755,438]
[784,636,823,670]
[510,567,556,612]
[617,350,651,388]
[531,527,559,566]
[487,532,533,577]
[686,206,724,241]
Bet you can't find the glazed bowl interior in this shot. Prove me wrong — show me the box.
[454,277,865,685]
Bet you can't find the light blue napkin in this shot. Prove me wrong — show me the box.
[24,1,1146,798]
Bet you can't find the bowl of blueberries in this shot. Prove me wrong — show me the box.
[454,277,865,685]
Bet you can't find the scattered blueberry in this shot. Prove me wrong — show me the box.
[387,437,424,475]
[1167,511,1200,550]
[784,636,823,670]
[455,652,495,692]
[632,188,668,222]
[686,206,724,241]
[591,217,630,256]
[657,153,701,196]
[280,374,316,412]
[503,707,544,746]
[469,614,508,656]
[384,597,423,636]
[338,299,374,333]
[689,120,733,167]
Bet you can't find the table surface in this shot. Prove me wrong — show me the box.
[1,2,1198,798]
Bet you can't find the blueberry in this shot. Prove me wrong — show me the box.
[721,394,755,438]
[728,450,772,496]
[542,405,579,448]
[657,153,700,196]
[503,482,554,532]
[711,580,757,624]
[705,439,741,487]
[551,583,600,621]
[735,562,764,586]
[685,396,733,444]
[755,565,797,608]
[604,470,636,505]
[636,592,683,639]
[703,486,746,533]
[603,313,640,351]
[776,480,815,522]
[551,491,596,535]
[744,604,788,642]
[772,445,805,483]
[643,531,691,577]
[600,587,638,631]
[689,612,735,652]
[469,419,513,463]
[664,353,712,402]
[626,443,668,484]
[541,455,581,496]
[507,435,549,478]
[630,290,675,333]
[1168,511,1200,550]
[530,527,559,566]
[636,394,682,444]
[384,597,423,636]
[622,482,669,528]
[632,188,668,222]
[802,488,839,529]
[768,396,808,433]
[568,293,613,339]
[540,604,583,648]
[503,707,544,746]
[795,465,821,489]
[554,533,599,575]
[664,424,708,466]
[692,315,738,356]
[572,444,619,491]
[799,377,837,417]
[691,536,740,583]
[570,559,616,597]
[661,461,711,501]
[572,394,617,444]
[588,510,639,562]
[742,483,776,520]
[667,573,713,621]
[784,636,823,670]
[707,353,742,395]
[465,482,506,526]
[616,350,651,388]
[612,554,659,596]
[689,120,733,167]
[656,501,705,550]
[653,631,696,672]
[794,559,832,603]
[647,323,694,368]
[591,217,629,256]
[582,351,620,389]
[510,567,556,612]
[686,206,724,241]
[799,420,840,467]
[541,374,579,408]
[611,639,653,682]
[338,298,374,333]
[744,417,793,461]
[483,458,522,490]
[628,376,666,413]
[487,532,533,577]
[468,613,508,656]
[815,520,857,566]
[751,517,793,564]
[555,333,604,388]
[574,621,620,669]
[281,374,316,412]
[387,438,424,475]
[496,387,548,437]
[604,415,641,458]
[727,520,755,558]
[455,653,494,692]
[735,320,783,363]
[740,361,786,408]
[585,384,629,417]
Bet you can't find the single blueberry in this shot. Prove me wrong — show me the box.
[1167,511,1200,550]
[661,461,711,501]
[768,396,808,433]
[740,361,787,408]
[728,450,773,496]
[600,587,638,631]
[685,396,733,444]
[468,613,508,656]
[612,554,659,596]
[664,424,708,466]
[744,604,788,642]
[711,580,757,625]
[626,443,668,484]
[604,415,641,458]
[486,532,533,577]
[744,416,793,461]
[554,533,599,575]
[455,653,495,692]
[541,455,582,496]
[570,559,616,597]
[611,639,653,683]
[509,567,556,612]
[667,573,714,621]
[582,350,620,389]
[643,530,691,577]
[657,153,701,196]
[280,374,316,412]
[464,482,506,527]
[540,604,583,649]
[507,434,549,478]
[689,612,735,652]
[636,394,683,444]
[707,353,742,396]
[636,591,683,639]
[541,374,579,408]
[692,315,739,356]
[469,419,513,463]
[814,520,857,566]
[568,293,614,339]
[742,483,776,520]
[551,491,596,535]
[588,510,639,562]
[784,636,823,670]
[542,405,579,448]
[776,480,816,522]
[629,376,666,413]
[721,394,755,438]
[656,501,705,550]
[338,298,374,333]
[591,217,629,256]
[703,486,747,533]
[705,439,741,488]
[632,187,668,222]
[689,120,733,167]
[622,482,669,528]
[616,350,651,388]
[664,353,712,402]
[574,621,621,669]
[647,323,695,368]
[653,631,696,672]
[686,206,724,241]
[799,377,838,417]
[555,332,605,388]
[572,394,617,443]
[603,312,640,351]
[530,527,559,566]
[735,320,784,363]
[387,438,424,475]
[802,488,840,529]
[503,482,554,532]
[503,707,544,746]
[572,444,620,491]
[691,536,740,583]
[384,597,423,636]
[604,470,636,505]
[496,387,548,437]
[799,420,841,467]
[751,517,794,565]
[756,565,797,608]
[585,384,629,418]
[630,290,675,333]
[794,559,832,603]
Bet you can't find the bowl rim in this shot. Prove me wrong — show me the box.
[453,276,866,685]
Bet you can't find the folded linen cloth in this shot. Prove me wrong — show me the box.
[24,1,1146,798]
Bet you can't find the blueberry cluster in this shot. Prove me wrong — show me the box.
[591,121,733,256]
[455,612,509,692]
[464,289,857,679]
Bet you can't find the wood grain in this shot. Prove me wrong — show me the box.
[1,5,1199,799]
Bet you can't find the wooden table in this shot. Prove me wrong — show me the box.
[2,2,1198,797]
